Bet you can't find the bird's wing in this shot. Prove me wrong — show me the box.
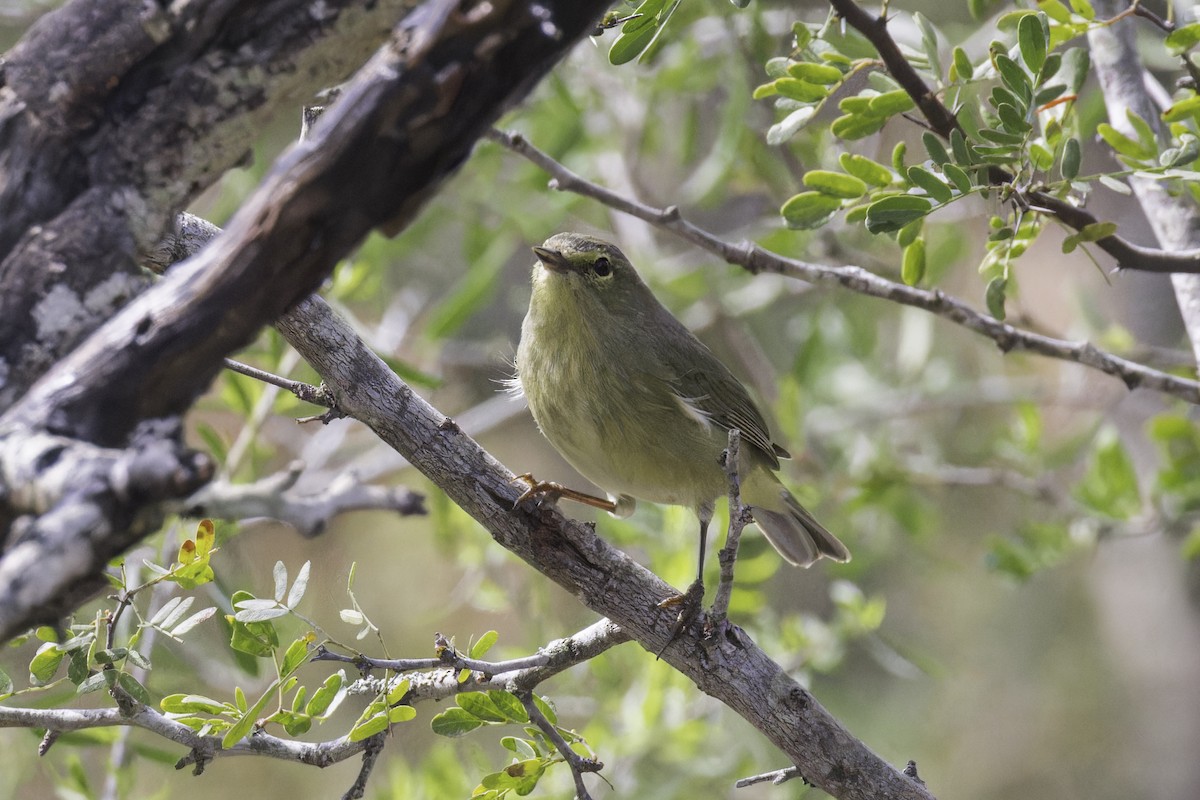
[654,327,786,470]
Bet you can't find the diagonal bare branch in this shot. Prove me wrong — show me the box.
[488,127,1200,405]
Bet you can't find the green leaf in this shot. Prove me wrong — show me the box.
[161,693,229,714]
[786,61,843,84]
[532,694,557,725]
[838,153,894,186]
[280,635,311,678]
[431,707,486,737]
[864,195,933,234]
[901,239,926,286]
[1075,428,1141,519]
[458,691,509,723]
[389,705,417,724]
[892,141,908,174]
[1060,47,1090,93]
[985,277,1008,320]
[993,53,1032,102]
[943,162,973,194]
[67,649,90,685]
[830,113,888,140]
[77,672,108,695]
[469,630,499,659]
[1069,0,1095,19]
[1061,137,1081,179]
[29,644,64,684]
[896,218,923,248]
[1166,23,1200,56]
[1076,221,1118,242]
[0,666,12,698]
[1017,13,1047,73]
[780,191,844,230]
[387,678,412,705]
[487,690,530,723]
[1097,123,1151,160]
[867,89,916,117]
[906,167,953,204]
[350,710,390,742]
[952,46,974,82]
[608,0,663,65]
[1163,94,1200,124]
[773,78,826,103]
[227,591,279,658]
[117,673,152,706]
[950,128,975,165]
[978,128,1025,146]
[803,170,868,199]
[1034,83,1066,106]
[914,12,942,81]
[996,102,1031,134]
[306,672,346,717]
[921,132,950,166]
[223,688,273,748]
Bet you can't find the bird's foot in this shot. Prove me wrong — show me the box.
[510,473,618,513]
[655,579,705,659]
[510,473,563,508]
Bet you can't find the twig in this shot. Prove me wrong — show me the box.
[823,0,1200,274]
[0,702,371,768]
[488,128,1200,405]
[178,461,425,538]
[223,357,336,410]
[341,732,386,800]
[710,429,749,627]
[315,619,629,683]
[735,764,805,788]
[516,689,602,800]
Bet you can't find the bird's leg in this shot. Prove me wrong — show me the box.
[511,473,618,513]
[655,507,712,658]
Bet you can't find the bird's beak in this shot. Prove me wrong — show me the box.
[532,246,571,273]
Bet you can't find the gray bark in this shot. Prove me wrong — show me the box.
[0,0,611,638]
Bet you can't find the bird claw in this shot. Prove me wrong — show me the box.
[655,579,705,659]
[510,472,564,508]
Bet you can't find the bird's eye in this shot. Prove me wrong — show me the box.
[593,257,612,277]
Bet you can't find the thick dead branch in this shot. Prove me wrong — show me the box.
[0,0,612,640]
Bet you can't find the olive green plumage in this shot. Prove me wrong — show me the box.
[516,232,849,568]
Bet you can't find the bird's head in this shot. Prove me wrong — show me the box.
[530,233,646,311]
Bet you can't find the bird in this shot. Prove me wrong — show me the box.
[513,232,850,595]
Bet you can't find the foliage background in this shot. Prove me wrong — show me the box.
[2,1,1199,798]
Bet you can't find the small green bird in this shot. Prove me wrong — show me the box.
[515,232,850,589]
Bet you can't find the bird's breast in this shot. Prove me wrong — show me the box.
[517,310,728,509]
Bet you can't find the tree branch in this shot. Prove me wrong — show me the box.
[0,620,630,784]
[0,0,613,641]
[825,0,1200,274]
[177,462,425,538]
[272,287,934,800]
[488,127,1200,404]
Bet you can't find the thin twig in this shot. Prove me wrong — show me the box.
[515,689,602,800]
[341,732,386,800]
[735,764,805,788]
[488,128,1200,405]
[710,429,748,627]
[222,357,336,410]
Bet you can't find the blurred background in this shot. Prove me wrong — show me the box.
[2,1,1199,798]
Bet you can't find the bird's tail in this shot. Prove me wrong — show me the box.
[741,472,850,567]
